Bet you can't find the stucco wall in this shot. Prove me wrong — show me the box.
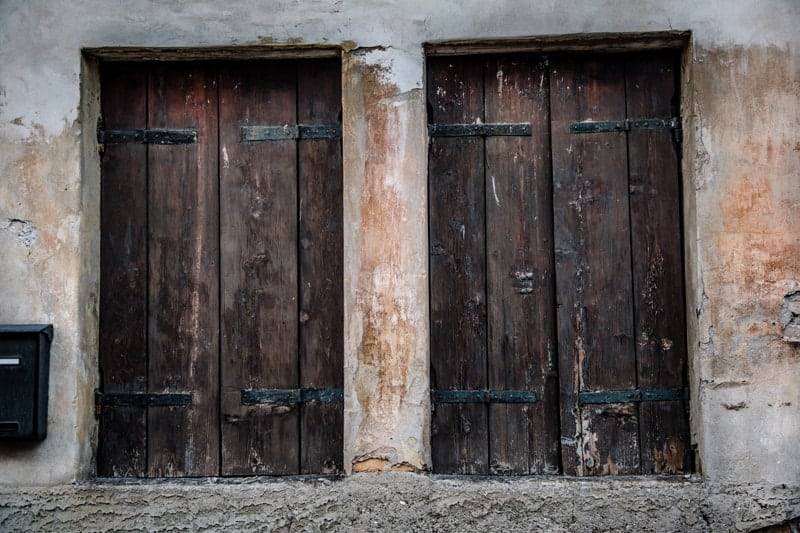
[0,0,798,530]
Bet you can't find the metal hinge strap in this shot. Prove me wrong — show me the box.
[95,391,194,407]
[578,388,688,405]
[570,117,679,134]
[431,389,538,404]
[97,128,198,144]
[428,123,532,137]
[240,124,341,142]
[241,388,343,405]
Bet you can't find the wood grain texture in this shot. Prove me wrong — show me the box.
[297,58,344,474]
[428,56,489,474]
[98,64,148,477]
[551,56,637,475]
[219,61,299,475]
[484,55,560,475]
[147,62,220,477]
[625,52,690,474]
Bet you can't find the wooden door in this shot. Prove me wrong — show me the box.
[428,51,689,476]
[551,52,689,476]
[428,55,561,475]
[98,59,343,477]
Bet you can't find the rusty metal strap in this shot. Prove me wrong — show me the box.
[240,124,341,142]
[97,128,198,144]
[578,388,688,405]
[428,123,531,137]
[95,391,193,407]
[241,388,343,405]
[432,389,538,404]
[570,117,679,134]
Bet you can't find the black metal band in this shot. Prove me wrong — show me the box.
[578,388,688,405]
[98,128,198,144]
[570,117,679,134]
[240,124,341,142]
[428,123,532,137]
[431,389,538,404]
[95,391,193,407]
[241,388,343,405]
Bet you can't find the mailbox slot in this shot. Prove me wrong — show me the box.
[0,325,52,440]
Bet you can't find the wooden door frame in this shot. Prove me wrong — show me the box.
[423,33,700,476]
[84,50,344,477]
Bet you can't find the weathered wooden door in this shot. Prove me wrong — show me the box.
[428,55,560,475]
[97,59,343,477]
[551,52,689,475]
[428,51,689,475]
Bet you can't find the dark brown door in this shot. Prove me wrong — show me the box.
[551,52,689,475]
[428,51,689,475]
[428,55,560,475]
[98,59,343,477]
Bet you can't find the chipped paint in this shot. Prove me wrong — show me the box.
[2,218,37,248]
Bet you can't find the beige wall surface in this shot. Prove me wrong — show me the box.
[0,0,798,530]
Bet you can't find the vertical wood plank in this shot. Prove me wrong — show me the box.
[625,52,690,474]
[428,56,489,474]
[148,63,220,477]
[484,56,560,474]
[98,63,148,477]
[551,56,639,475]
[297,58,344,474]
[219,61,299,475]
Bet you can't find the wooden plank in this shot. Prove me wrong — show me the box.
[551,56,638,475]
[428,56,489,474]
[98,63,148,477]
[219,61,299,475]
[147,63,220,477]
[484,56,559,475]
[625,52,691,474]
[297,58,344,474]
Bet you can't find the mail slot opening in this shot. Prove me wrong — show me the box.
[0,422,20,433]
[0,356,21,366]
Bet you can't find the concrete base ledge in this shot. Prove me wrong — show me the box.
[2,474,796,532]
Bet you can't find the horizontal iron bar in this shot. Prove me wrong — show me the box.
[98,128,198,144]
[95,391,193,407]
[570,117,679,134]
[241,388,344,405]
[428,123,532,137]
[431,389,539,404]
[240,124,341,142]
[578,388,688,405]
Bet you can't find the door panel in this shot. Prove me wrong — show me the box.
[219,61,299,476]
[484,56,559,475]
[297,59,344,474]
[98,64,148,477]
[625,53,690,474]
[147,63,220,477]
[428,57,489,474]
[550,56,638,475]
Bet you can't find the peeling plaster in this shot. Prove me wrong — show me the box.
[2,218,37,248]
[343,50,429,473]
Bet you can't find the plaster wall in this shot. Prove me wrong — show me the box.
[0,0,798,529]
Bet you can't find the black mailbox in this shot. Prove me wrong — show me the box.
[0,324,52,440]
